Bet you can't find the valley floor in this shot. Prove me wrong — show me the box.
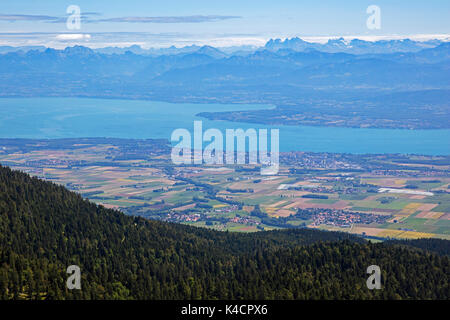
[0,138,448,240]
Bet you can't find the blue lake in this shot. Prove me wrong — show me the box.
[0,97,448,155]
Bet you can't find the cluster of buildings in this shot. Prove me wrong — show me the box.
[229,216,260,225]
[308,209,390,228]
[165,212,201,222]
[281,152,361,170]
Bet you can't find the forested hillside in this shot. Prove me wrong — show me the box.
[0,165,448,300]
[385,239,450,256]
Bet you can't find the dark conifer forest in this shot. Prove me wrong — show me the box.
[0,165,448,300]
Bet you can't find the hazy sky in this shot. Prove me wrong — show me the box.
[1,0,449,48]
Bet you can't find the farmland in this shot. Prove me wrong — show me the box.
[0,138,449,240]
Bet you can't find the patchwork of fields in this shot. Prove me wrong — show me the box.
[0,139,448,239]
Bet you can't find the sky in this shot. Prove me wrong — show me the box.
[0,0,449,48]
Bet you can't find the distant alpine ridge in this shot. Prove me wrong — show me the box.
[0,37,447,56]
[263,37,446,54]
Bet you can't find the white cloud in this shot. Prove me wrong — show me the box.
[55,34,91,40]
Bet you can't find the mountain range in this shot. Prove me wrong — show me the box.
[0,37,447,56]
[1,41,448,90]
[264,37,445,54]
[0,40,449,129]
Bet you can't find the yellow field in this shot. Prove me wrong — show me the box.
[416,211,445,219]
[213,204,228,208]
[264,207,276,214]
[400,202,423,215]
[377,229,435,239]
[271,209,295,217]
